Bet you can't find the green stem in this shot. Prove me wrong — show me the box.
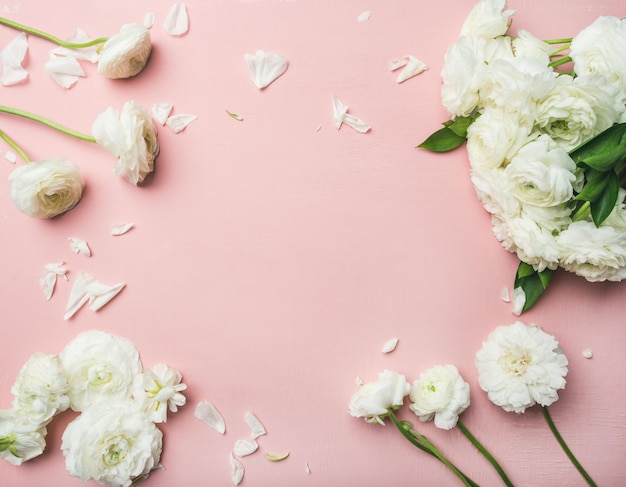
[544,37,573,45]
[457,419,514,487]
[0,16,108,48]
[542,407,597,487]
[572,201,591,222]
[549,55,573,69]
[0,129,30,162]
[0,105,96,143]
[388,411,479,487]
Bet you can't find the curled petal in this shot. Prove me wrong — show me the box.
[164,3,189,36]
[1,32,28,86]
[165,113,198,133]
[244,50,288,89]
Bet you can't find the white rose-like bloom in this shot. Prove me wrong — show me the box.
[133,364,187,423]
[475,321,568,413]
[0,409,47,466]
[570,16,626,103]
[92,100,159,185]
[348,370,410,425]
[97,23,152,79]
[408,364,470,430]
[471,166,519,217]
[512,29,553,66]
[11,352,70,423]
[62,402,162,487]
[557,220,626,282]
[8,159,85,218]
[59,330,142,412]
[460,0,516,39]
[506,212,562,272]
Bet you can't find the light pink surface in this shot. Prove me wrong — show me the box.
[1,1,625,486]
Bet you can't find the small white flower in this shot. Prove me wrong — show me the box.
[8,159,85,218]
[409,364,470,430]
[61,401,162,487]
[348,370,409,425]
[98,23,152,79]
[92,100,160,185]
[475,321,568,413]
[0,409,47,466]
[133,364,187,423]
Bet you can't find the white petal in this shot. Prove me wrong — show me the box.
[1,32,28,86]
[39,272,57,301]
[389,55,427,83]
[500,286,511,302]
[381,337,398,353]
[68,237,91,257]
[51,29,99,62]
[582,349,593,359]
[244,50,288,89]
[63,272,97,320]
[166,113,197,133]
[512,287,526,316]
[230,453,244,486]
[111,223,134,236]
[163,3,189,36]
[333,96,370,133]
[45,54,85,89]
[86,281,125,311]
[305,463,311,474]
[357,11,371,22]
[233,439,258,457]
[194,400,226,434]
[244,411,266,439]
[144,12,156,28]
[4,150,16,163]
[343,114,371,133]
[152,103,173,125]
[44,261,68,278]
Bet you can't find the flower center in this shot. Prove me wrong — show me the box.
[501,349,532,376]
[102,435,130,466]
[88,365,113,388]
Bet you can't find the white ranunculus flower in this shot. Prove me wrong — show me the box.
[133,364,187,423]
[348,370,410,425]
[408,364,470,430]
[535,73,621,151]
[8,159,85,218]
[512,29,553,66]
[97,23,152,79]
[59,330,142,412]
[471,166,519,217]
[475,321,568,413]
[570,16,626,103]
[0,409,47,466]
[460,0,516,39]
[92,100,159,185]
[62,402,162,487]
[557,220,626,282]
[11,352,70,423]
[506,213,561,272]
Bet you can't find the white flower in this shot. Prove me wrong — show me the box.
[0,409,47,466]
[59,330,142,412]
[471,166,519,217]
[408,364,470,430]
[8,159,85,218]
[348,370,409,425]
[475,321,568,413]
[505,212,562,272]
[61,402,162,487]
[133,364,187,423]
[557,220,626,282]
[460,0,516,39]
[11,352,70,423]
[512,29,553,66]
[97,23,152,79]
[92,100,159,185]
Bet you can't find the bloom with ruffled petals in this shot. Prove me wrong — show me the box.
[97,23,152,79]
[133,364,187,423]
[0,409,47,466]
[348,370,410,425]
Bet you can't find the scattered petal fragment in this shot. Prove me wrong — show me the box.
[45,54,85,89]
[381,337,398,354]
[357,11,371,22]
[230,453,244,486]
[39,262,68,301]
[86,281,125,311]
[234,439,258,458]
[244,411,266,439]
[51,29,99,63]
[63,272,97,320]
[195,400,226,434]
[305,462,311,474]
[165,113,198,133]
[5,150,16,163]
[388,55,427,83]
[500,286,510,302]
[244,50,288,89]
[333,96,371,133]
[582,349,593,359]
[265,452,290,462]
[512,287,525,316]
[152,103,173,125]
[1,32,28,86]
[226,109,243,121]
[111,223,134,236]
[68,237,91,257]
[144,12,156,29]
[164,3,189,36]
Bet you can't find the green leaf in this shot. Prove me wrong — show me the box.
[515,261,536,279]
[514,263,555,313]
[417,126,466,152]
[574,169,610,202]
[569,123,626,172]
[590,171,619,226]
[444,116,473,138]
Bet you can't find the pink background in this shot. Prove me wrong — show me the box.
[1,0,625,485]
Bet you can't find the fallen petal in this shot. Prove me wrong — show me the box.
[305,462,311,474]
[152,103,173,125]
[500,286,511,303]
[163,3,189,36]
[86,281,125,311]
[389,55,427,83]
[194,400,226,434]
[265,451,290,462]
[381,337,398,353]
[166,114,197,133]
[39,272,57,301]
[343,114,371,133]
[144,12,156,28]
[244,50,288,89]
[244,411,266,439]
[63,272,97,320]
[226,109,243,121]
[333,96,348,129]
[68,237,91,257]
[512,287,525,316]
[45,54,85,89]
[357,11,371,22]
[1,32,28,86]
[582,349,593,359]
[51,29,99,63]
[233,439,258,457]
[44,261,69,279]
[230,453,244,485]
[111,223,134,236]
[4,150,17,163]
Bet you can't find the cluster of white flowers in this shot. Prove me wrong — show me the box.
[442,0,626,283]
[0,330,186,487]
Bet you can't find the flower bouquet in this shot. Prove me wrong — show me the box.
[419,0,626,312]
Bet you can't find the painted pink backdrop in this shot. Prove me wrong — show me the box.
[1,0,625,485]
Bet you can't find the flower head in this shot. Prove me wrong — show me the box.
[409,364,470,430]
[61,401,162,487]
[97,23,152,79]
[92,100,159,185]
[475,321,568,413]
[0,409,47,466]
[8,158,85,218]
[460,0,516,39]
[133,364,187,423]
[348,370,409,425]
